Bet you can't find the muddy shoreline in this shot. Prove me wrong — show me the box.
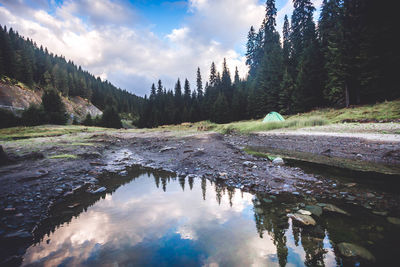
[1,129,399,265]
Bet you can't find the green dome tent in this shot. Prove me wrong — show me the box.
[262,112,285,123]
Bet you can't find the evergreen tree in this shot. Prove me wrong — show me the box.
[212,93,229,123]
[279,69,295,114]
[256,0,283,113]
[82,113,93,126]
[41,88,68,124]
[234,67,240,85]
[101,106,122,128]
[245,26,257,77]
[209,62,217,87]
[196,67,203,98]
[157,79,163,95]
[282,15,291,68]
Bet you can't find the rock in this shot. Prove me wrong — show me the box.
[305,205,323,216]
[262,198,273,203]
[90,161,107,166]
[372,211,388,216]
[254,208,264,214]
[91,187,106,194]
[218,172,228,180]
[78,152,101,159]
[68,203,80,209]
[387,217,400,225]
[159,146,176,153]
[272,157,284,165]
[297,209,312,215]
[0,145,10,165]
[345,183,357,188]
[18,170,49,182]
[5,230,33,240]
[366,192,375,198]
[243,161,255,167]
[323,204,350,216]
[292,192,300,195]
[355,153,363,160]
[337,242,375,262]
[288,213,316,226]
[4,207,16,212]
[55,188,63,194]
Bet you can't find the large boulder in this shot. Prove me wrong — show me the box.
[337,242,375,262]
[288,213,316,226]
[305,205,323,217]
[321,203,350,216]
[0,145,9,165]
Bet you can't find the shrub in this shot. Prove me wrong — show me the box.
[100,106,122,128]
[0,109,20,128]
[82,114,93,126]
[41,88,67,125]
[21,105,46,126]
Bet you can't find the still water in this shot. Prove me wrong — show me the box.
[22,169,398,266]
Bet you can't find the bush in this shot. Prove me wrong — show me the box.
[0,109,20,128]
[82,114,93,126]
[42,88,67,125]
[21,105,46,126]
[101,106,122,128]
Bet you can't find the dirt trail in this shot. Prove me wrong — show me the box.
[0,128,399,265]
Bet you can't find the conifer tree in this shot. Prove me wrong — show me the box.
[256,0,283,113]
[41,88,67,124]
[196,67,203,98]
[209,62,217,87]
[245,26,257,77]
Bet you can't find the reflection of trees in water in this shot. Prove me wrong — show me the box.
[215,183,223,205]
[252,195,289,267]
[201,177,207,200]
[179,176,185,191]
[188,176,194,190]
[252,194,330,267]
[298,226,326,267]
[227,187,235,207]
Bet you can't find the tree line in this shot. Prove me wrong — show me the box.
[0,25,142,115]
[138,0,398,127]
[1,0,398,129]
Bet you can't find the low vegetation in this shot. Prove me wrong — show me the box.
[289,100,400,123]
[0,125,107,141]
[48,154,78,159]
[211,116,328,134]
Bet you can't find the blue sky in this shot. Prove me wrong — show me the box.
[0,0,322,96]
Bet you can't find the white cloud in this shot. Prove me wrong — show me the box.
[0,0,323,96]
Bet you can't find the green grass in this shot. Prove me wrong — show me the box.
[0,125,109,141]
[288,99,400,123]
[68,142,96,146]
[210,116,328,134]
[243,147,277,161]
[48,154,78,159]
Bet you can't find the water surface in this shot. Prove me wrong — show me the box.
[22,169,399,266]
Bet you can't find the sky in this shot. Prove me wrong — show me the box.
[0,0,322,96]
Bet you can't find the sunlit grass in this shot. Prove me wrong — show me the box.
[288,99,400,123]
[48,154,77,159]
[243,147,277,161]
[211,116,328,134]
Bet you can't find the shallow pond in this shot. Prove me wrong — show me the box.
[22,168,399,266]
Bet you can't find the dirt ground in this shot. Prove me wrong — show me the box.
[1,128,399,265]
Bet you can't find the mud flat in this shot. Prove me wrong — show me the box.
[0,127,399,265]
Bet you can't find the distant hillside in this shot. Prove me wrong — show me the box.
[0,25,143,116]
[0,80,102,120]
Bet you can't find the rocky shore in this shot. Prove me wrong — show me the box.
[1,128,399,265]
